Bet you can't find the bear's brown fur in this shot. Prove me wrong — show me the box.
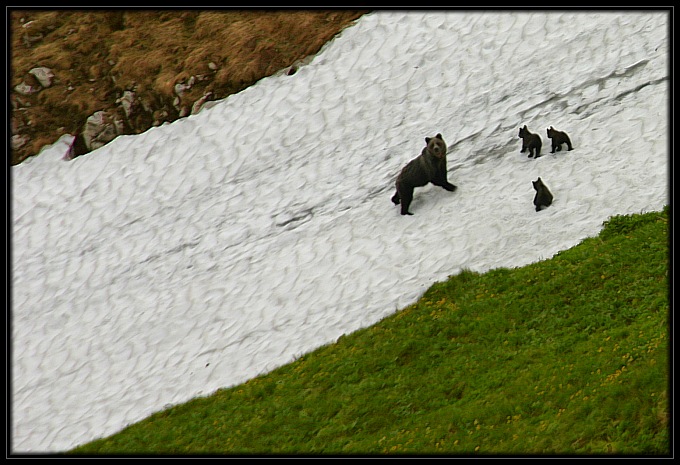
[391,133,457,215]
[532,177,553,212]
[518,125,542,158]
[546,126,574,153]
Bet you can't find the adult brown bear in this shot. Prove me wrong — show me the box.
[391,133,457,215]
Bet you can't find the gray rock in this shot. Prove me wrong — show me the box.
[28,67,54,88]
[83,111,123,151]
[11,134,28,150]
[14,81,39,95]
[174,76,196,97]
[191,92,213,115]
[116,90,136,118]
[14,73,41,95]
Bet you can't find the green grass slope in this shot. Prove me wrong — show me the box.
[70,206,670,456]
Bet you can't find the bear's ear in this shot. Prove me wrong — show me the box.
[425,137,431,144]
[537,177,542,182]
[522,125,527,129]
[435,133,443,139]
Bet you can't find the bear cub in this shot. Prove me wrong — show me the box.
[391,133,457,215]
[532,177,553,212]
[518,125,542,158]
[546,126,574,153]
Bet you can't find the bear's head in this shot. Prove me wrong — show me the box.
[425,133,447,159]
[532,177,543,190]
[519,125,528,138]
[546,126,556,138]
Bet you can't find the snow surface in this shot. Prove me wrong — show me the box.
[11,11,669,453]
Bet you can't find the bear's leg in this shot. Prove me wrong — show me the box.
[566,138,573,151]
[441,181,457,192]
[551,143,557,154]
[391,190,401,205]
[431,178,457,192]
[400,188,414,215]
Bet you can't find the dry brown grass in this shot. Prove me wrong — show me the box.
[10,9,367,165]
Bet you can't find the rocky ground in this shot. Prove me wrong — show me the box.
[10,9,366,165]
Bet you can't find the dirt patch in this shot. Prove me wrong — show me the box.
[10,9,367,165]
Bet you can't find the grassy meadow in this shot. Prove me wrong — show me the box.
[69,206,670,456]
